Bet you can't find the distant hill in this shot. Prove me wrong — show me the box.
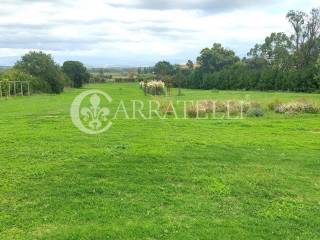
[0,66,11,70]
[0,66,11,73]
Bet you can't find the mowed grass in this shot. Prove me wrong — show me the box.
[0,83,320,239]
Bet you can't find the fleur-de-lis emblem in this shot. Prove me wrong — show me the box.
[80,94,110,130]
[71,90,112,135]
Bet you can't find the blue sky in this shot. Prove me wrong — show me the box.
[0,0,318,67]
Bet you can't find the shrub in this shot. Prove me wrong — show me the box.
[227,101,245,114]
[274,100,320,114]
[268,99,283,111]
[159,100,175,115]
[247,107,264,117]
[0,77,9,96]
[187,104,207,118]
[1,69,45,94]
[218,100,252,114]
[250,101,261,108]
[140,81,165,95]
[14,51,65,93]
[198,100,254,115]
[215,101,227,112]
[198,100,215,113]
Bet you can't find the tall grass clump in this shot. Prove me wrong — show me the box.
[272,99,320,114]
[139,81,165,95]
[187,104,207,118]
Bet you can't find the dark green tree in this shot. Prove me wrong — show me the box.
[186,60,194,70]
[154,61,174,78]
[62,61,90,88]
[197,43,239,73]
[14,51,65,93]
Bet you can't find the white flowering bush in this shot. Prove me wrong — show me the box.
[275,100,320,114]
[139,80,165,95]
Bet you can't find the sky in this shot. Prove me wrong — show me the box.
[0,0,318,67]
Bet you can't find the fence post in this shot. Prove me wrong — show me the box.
[8,82,11,98]
[20,81,23,96]
[27,82,30,96]
[0,82,2,99]
[13,81,16,97]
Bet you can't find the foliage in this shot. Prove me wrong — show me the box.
[154,61,174,77]
[268,99,283,111]
[197,43,240,73]
[247,107,264,117]
[0,68,46,94]
[274,100,320,114]
[186,104,206,118]
[14,51,65,93]
[139,80,165,95]
[62,61,90,88]
[155,8,320,93]
[158,99,175,115]
[315,57,320,83]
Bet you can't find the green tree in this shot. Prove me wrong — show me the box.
[286,10,307,50]
[14,51,65,93]
[287,8,320,67]
[314,57,320,85]
[173,66,187,96]
[154,61,174,78]
[62,61,90,88]
[248,32,293,67]
[197,43,239,73]
[186,60,194,70]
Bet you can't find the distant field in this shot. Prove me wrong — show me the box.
[0,83,320,239]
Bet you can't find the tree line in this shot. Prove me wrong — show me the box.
[0,51,90,94]
[149,8,320,93]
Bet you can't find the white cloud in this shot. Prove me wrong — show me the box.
[0,0,317,66]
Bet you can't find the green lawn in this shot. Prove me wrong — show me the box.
[1,83,320,239]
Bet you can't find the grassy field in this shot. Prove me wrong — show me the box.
[1,83,320,239]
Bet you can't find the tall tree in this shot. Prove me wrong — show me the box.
[286,10,307,50]
[314,56,320,84]
[197,43,239,73]
[154,61,174,77]
[186,60,194,70]
[248,32,293,67]
[14,51,65,93]
[303,8,320,65]
[62,61,90,88]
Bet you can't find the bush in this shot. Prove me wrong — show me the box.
[62,61,90,88]
[187,104,207,118]
[275,100,320,114]
[0,77,9,96]
[197,100,254,115]
[0,69,45,94]
[198,100,215,113]
[247,107,264,117]
[268,99,283,111]
[140,81,165,95]
[227,101,246,114]
[159,100,175,115]
[14,51,65,94]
